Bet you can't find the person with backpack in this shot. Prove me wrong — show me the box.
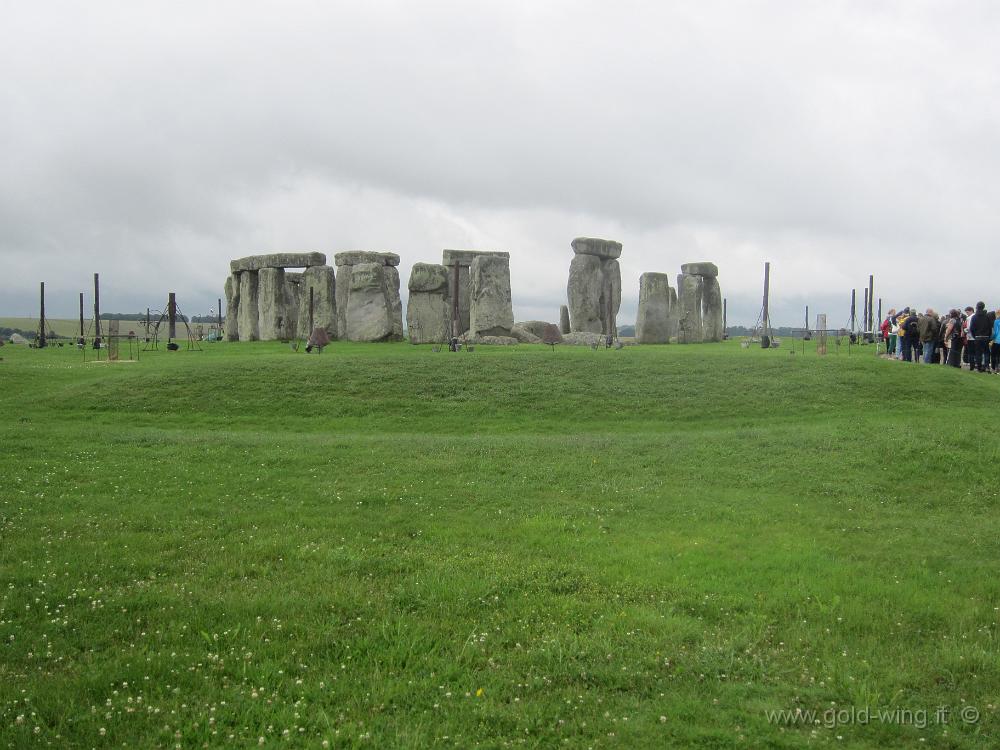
[917,309,940,364]
[968,301,994,372]
[991,308,1000,373]
[944,309,964,368]
[899,309,919,362]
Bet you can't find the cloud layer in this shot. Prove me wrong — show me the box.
[3,1,999,326]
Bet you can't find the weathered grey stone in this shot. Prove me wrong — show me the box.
[407,290,450,344]
[257,268,288,340]
[515,321,555,339]
[224,273,240,341]
[297,265,336,339]
[285,271,304,283]
[442,249,509,267]
[701,276,724,342]
[571,237,622,260]
[384,266,404,339]
[676,273,704,344]
[561,331,607,346]
[283,276,300,341]
[334,268,351,339]
[469,255,514,337]
[559,305,571,334]
[462,334,519,346]
[333,251,400,267]
[442,250,510,334]
[635,272,672,344]
[237,271,259,341]
[344,263,399,342]
[680,262,719,278]
[510,325,542,344]
[567,253,621,335]
[230,252,326,273]
[408,263,449,293]
[667,286,679,340]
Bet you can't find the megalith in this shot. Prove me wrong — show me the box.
[567,237,621,335]
[334,252,402,342]
[257,267,288,340]
[469,255,514,337]
[298,264,337,338]
[559,304,571,334]
[406,262,450,344]
[676,273,704,344]
[442,250,510,335]
[224,273,240,341]
[635,272,673,344]
[237,271,260,341]
[701,276,724,343]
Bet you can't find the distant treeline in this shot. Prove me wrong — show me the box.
[96,312,220,323]
[0,327,69,340]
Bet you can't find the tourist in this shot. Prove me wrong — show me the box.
[992,309,1000,373]
[882,309,895,356]
[968,302,994,372]
[899,308,919,362]
[917,309,940,364]
[944,309,964,368]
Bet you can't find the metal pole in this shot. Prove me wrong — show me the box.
[762,262,771,333]
[850,289,856,333]
[168,292,177,339]
[217,297,222,329]
[79,292,85,338]
[93,273,101,340]
[38,282,47,348]
[862,288,869,332]
[723,298,727,332]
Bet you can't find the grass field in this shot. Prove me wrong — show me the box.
[1,340,998,748]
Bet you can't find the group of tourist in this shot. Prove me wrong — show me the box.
[879,302,1000,371]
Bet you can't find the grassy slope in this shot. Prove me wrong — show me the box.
[1,341,998,748]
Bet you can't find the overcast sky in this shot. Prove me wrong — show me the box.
[2,1,999,328]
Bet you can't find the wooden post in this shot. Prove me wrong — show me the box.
[79,292,85,338]
[867,275,874,333]
[723,298,727,332]
[761,262,771,346]
[308,287,314,333]
[850,288,856,333]
[862,288,869,332]
[217,297,222,329]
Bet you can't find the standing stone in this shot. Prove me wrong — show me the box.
[344,262,402,342]
[298,264,337,339]
[257,268,288,340]
[406,263,450,344]
[667,286,679,340]
[224,273,240,341]
[676,273,704,344]
[567,238,621,335]
[334,252,399,340]
[636,272,672,344]
[284,276,301,340]
[442,250,509,335]
[237,271,259,341]
[469,255,514,337]
[701,276,724,342]
[559,304,571,334]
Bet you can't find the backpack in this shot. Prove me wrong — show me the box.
[905,317,919,336]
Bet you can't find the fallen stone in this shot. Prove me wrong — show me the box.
[462,334,520,345]
[514,320,554,339]
[230,252,326,273]
[561,331,608,346]
[510,325,542,344]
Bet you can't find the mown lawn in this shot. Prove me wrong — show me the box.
[1,340,998,748]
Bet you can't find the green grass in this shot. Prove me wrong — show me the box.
[1,340,998,748]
